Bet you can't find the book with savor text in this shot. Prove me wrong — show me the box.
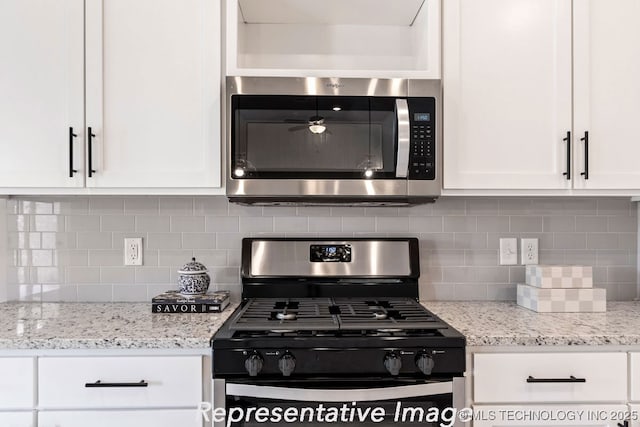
[151,290,230,314]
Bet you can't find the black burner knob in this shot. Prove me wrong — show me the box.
[244,351,263,377]
[383,352,402,376]
[278,351,296,377]
[415,352,435,375]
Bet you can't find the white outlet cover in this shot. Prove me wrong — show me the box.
[499,238,518,265]
[520,238,539,265]
[124,238,143,266]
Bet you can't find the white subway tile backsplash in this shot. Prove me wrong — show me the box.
[88,249,124,267]
[101,216,135,232]
[205,216,239,232]
[147,233,181,250]
[376,217,409,232]
[77,232,112,249]
[4,196,637,302]
[170,216,205,232]
[239,217,273,233]
[77,285,113,302]
[182,233,216,249]
[89,198,125,215]
[308,217,342,232]
[101,267,135,284]
[135,267,171,284]
[66,215,100,232]
[159,197,194,216]
[342,217,375,232]
[65,267,101,284]
[274,217,308,232]
[136,216,171,232]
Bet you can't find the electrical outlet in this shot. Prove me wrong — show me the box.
[520,238,539,265]
[499,238,518,265]
[124,238,143,266]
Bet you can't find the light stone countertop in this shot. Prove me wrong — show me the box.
[424,301,640,347]
[0,302,239,350]
[2,301,640,350]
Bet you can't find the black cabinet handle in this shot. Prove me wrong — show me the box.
[69,127,78,178]
[562,131,571,180]
[580,131,589,180]
[85,380,148,388]
[88,127,96,177]
[526,375,586,383]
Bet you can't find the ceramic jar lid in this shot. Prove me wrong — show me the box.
[177,257,209,275]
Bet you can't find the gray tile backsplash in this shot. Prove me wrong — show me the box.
[3,196,638,303]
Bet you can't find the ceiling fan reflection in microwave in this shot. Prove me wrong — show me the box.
[285,115,329,134]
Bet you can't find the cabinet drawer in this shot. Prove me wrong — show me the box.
[630,353,640,401]
[474,353,627,403]
[0,357,35,409]
[0,411,35,427]
[39,356,202,408]
[38,409,202,427]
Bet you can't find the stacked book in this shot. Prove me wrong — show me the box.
[517,265,606,312]
[152,290,230,314]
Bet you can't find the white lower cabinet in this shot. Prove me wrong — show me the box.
[38,409,202,427]
[0,412,35,427]
[0,357,35,409]
[472,405,629,427]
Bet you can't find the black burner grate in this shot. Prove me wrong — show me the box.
[228,297,448,332]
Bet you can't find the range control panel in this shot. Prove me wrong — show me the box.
[407,98,436,180]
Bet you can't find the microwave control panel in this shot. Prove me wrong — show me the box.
[407,98,436,180]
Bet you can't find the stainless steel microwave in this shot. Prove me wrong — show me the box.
[226,77,441,206]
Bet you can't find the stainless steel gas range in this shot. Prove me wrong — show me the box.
[211,238,466,427]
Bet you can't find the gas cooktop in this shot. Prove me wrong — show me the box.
[211,238,465,379]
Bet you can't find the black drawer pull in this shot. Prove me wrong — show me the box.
[527,375,586,383]
[69,127,78,178]
[580,131,589,180]
[562,131,571,180]
[88,126,96,177]
[85,380,148,388]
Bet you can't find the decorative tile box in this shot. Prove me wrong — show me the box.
[525,265,593,288]
[517,284,606,313]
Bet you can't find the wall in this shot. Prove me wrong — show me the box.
[4,196,637,302]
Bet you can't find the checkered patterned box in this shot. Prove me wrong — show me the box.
[517,284,606,313]
[525,265,593,288]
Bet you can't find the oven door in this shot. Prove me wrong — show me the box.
[213,377,465,427]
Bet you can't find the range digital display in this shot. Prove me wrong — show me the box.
[413,113,431,122]
[310,245,352,262]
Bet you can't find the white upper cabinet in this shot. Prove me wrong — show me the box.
[0,0,221,191]
[226,0,441,78]
[572,0,640,190]
[0,0,85,188]
[85,0,221,188]
[443,0,573,190]
[444,0,640,193]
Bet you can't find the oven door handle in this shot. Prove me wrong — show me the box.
[225,381,453,402]
[395,98,410,178]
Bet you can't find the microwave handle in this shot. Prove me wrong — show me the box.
[395,99,410,178]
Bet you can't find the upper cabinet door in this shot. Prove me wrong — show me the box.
[0,0,84,188]
[573,0,640,190]
[443,0,572,189]
[85,0,221,188]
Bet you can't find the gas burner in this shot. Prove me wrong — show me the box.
[377,328,403,333]
[270,329,295,334]
[275,312,297,321]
